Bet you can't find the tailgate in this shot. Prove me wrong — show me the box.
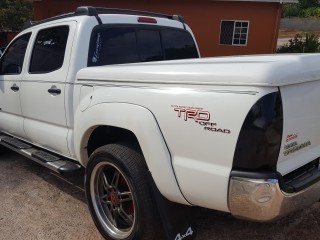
[278,80,320,175]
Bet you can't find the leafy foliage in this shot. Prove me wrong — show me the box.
[282,0,320,18]
[300,7,320,17]
[282,4,301,17]
[277,33,320,53]
[0,0,33,31]
[299,0,319,9]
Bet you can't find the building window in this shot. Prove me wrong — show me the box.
[220,20,249,46]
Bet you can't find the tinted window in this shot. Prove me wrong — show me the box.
[29,26,69,73]
[88,26,198,67]
[162,29,198,60]
[89,28,139,66]
[137,30,163,62]
[0,33,31,75]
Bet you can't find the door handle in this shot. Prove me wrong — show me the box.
[11,84,19,92]
[48,85,61,96]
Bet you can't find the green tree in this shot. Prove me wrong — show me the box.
[0,0,33,31]
[299,0,319,9]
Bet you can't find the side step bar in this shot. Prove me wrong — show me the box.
[0,135,81,174]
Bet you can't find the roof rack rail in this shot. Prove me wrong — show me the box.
[23,11,80,30]
[23,6,185,30]
[78,6,185,23]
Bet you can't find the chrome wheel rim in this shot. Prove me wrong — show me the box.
[91,162,135,239]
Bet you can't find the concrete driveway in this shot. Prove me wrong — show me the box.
[1,149,320,240]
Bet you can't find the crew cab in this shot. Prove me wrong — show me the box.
[1,6,320,240]
[0,6,199,240]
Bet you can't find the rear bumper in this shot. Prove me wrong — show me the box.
[228,176,320,221]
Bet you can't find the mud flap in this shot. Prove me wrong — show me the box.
[149,173,197,240]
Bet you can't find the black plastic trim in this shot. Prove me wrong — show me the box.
[75,6,98,16]
[23,6,185,30]
[281,158,320,193]
[10,85,19,92]
[92,7,185,24]
[230,169,278,180]
[95,15,103,25]
[0,132,81,172]
[23,13,75,30]
[48,88,62,95]
[231,158,320,194]
[58,162,82,173]
[32,150,60,162]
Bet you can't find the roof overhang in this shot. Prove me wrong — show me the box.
[210,0,298,3]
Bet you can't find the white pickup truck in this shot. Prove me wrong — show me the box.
[1,6,320,240]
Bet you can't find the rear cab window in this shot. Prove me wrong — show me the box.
[88,25,199,67]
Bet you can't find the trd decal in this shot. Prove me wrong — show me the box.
[171,105,231,134]
[286,133,298,143]
[204,126,231,134]
[173,107,210,122]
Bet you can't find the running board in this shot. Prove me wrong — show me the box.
[0,135,81,174]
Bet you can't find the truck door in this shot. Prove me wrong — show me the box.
[20,22,76,156]
[0,33,31,138]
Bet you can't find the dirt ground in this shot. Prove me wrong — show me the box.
[1,149,320,240]
[278,31,320,39]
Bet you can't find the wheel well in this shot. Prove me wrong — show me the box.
[87,126,142,157]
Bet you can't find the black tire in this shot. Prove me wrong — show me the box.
[85,143,163,240]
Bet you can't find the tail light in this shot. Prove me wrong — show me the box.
[233,91,283,171]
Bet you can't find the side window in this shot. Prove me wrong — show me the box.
[162,29,199,60]
[220,20,249,46]
[88,28,139,66]
[137,30,163,62]
[0,33,31,75]
[29,26,69,73]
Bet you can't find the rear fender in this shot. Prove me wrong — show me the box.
[74,102,188,204]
